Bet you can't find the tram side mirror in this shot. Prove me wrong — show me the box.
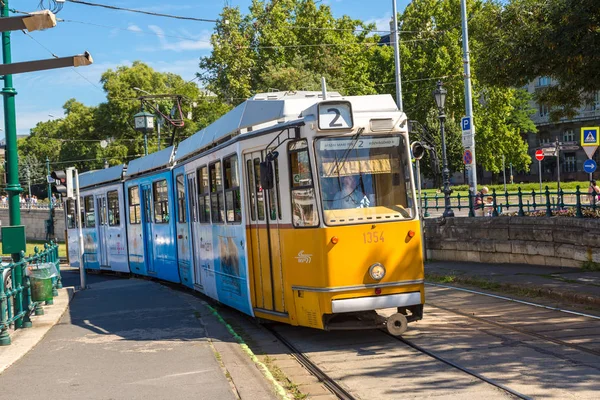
[260,161,275,190]
[411,141,426,160]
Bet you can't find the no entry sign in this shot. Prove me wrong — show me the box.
[535,149,544,161]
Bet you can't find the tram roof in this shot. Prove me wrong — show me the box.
[127,146,175,177]
[175,91,343,162]
[79,164,126,189]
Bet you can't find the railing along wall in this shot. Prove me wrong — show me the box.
[0,242,62,346]
[421,186,599,218]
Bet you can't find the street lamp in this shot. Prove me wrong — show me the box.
[433,80,454,218]
[133,110,154,156]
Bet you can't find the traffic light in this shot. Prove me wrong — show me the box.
[51,169,73,198]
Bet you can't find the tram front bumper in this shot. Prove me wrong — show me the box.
[331,291,421,313]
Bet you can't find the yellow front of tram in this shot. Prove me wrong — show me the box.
[281,98,425,335]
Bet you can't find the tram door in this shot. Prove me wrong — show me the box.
[186,172,203,288]
[141,184,155,274]
[96,195,109,267]
[244,152,286,314]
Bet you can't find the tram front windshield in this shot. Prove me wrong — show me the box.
[316,135,414,225]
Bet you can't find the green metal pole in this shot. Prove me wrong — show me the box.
[1,2,30,329]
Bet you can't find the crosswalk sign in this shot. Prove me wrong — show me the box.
[581,127,599,146]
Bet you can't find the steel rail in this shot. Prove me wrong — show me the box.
[426,282,600,321]
[386,332,532,400]
[428,301,600,358]
[264,326,357,400]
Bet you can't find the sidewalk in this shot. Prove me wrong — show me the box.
[0,271,277,400]
[425,261,600,309]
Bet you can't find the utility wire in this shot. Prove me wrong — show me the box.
[20,30,105,94]
[64,0,219,23]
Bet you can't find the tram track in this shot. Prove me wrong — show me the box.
[426,301,600,357]
[263,325,357,400]
[382,331,532,400]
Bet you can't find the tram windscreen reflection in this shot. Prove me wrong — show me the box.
[316,135,414,225]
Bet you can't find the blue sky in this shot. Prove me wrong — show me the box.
[6,0,410,136]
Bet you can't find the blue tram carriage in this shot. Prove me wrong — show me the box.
[124,147,181,283]
[76,165,129,273]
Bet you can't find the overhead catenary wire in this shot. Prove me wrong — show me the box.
[63,0,219,23]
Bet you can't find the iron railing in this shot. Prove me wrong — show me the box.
[421,186,600,218]
[0,242,62,346]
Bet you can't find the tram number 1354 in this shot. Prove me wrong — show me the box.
[363,231,384,244]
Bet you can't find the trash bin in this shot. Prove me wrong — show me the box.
[27,263,58,302]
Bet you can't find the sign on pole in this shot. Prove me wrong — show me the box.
[581,127,599,146]
[463,149,473,165]
[535,149,544,161]
[461,117,473,147]
[583,159,597,174]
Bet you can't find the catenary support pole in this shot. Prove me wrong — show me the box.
[461,0,477,195]
[1,1,28,329]
[392,0,403,110]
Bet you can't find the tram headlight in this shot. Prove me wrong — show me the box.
[369,263,386,281]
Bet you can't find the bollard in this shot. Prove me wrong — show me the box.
[517,188,525,216]
[423,193,430,217]
[457,192,462,210]
[575,186,583,218]
[559,189,565,209]
[468,191,475,217]
[504,190,510,210]
[531,190,537,210]
[545,186,552,216]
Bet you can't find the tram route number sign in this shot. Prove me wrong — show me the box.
[319,136,400,151]
[318,101,354,130]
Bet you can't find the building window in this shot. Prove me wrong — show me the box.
[223,155,241,223]
[128,186,141,224]
[153,179,170,223]
[197,166,211,223]
[107,191,120,226]
[563,129,574,142]
[564,153,576,173]
[176,174,186,223]
[539,104,549,117]
[539,137,551,147]
[538,76,551,86]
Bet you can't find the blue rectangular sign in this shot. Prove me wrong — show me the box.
[461,117,471,132]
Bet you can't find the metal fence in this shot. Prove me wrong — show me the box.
[421,186,600,218]
[0,242,62,346]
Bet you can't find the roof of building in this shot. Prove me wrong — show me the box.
[126,146,175,177]
[79,164,126,189]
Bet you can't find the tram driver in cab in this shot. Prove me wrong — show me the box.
[332,174,374,209]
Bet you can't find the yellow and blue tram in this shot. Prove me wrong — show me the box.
[65,91,424,334]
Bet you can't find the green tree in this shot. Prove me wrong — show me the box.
[474,0,600,120]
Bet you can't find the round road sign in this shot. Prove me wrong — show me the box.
[535,149,544,161]
[583,159,597,174]
[463,149,473,165]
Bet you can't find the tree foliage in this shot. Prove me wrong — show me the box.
[19,62,230,172]
[474,0,600,120]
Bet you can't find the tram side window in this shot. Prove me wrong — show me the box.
[288,140,319,227]
[66,199,77,229]
[267,158,282,221]
[107,191,120,226]
[198,166,210,223]
[84,195,96,228]
[176,174,186,223]
[128,186,141,224]
[253,159,265,220]
[209,161,225,223]
[246,159,256,221]
[224,155,241,223]
[153,179,170,223]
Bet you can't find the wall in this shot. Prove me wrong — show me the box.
[0,208,65,242]
[425,216,600,268]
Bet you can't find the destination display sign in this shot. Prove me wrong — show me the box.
[319,137,400,151]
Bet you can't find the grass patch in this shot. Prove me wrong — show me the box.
[263,356,308,400]
[25,241,66,258]
[582,260,600,272]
